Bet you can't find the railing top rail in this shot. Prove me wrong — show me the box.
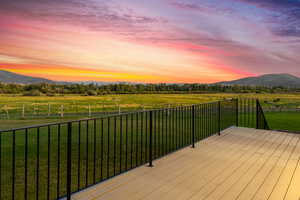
[0,99,236,133]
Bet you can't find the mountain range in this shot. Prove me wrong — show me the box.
[0,70,55,84]
[216,73,300,88]
[0,69,300,88]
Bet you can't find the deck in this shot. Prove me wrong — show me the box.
[71,127,300,200]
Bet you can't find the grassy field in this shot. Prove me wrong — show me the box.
[265,111,300,132]
[1,93,300,107]
[0,94,298,200]
[0,93,299,130]
[0,92,299,121]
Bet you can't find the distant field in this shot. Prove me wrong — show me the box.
[0,93,299,130]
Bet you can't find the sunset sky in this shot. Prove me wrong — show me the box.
[0,0,299,83]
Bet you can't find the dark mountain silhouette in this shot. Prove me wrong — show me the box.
[1,70,300,88]
[0,70,55,84]
[216,73,300,88]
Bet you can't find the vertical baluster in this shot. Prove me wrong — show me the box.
[140,112,143,163]
[160,110,163,156]
[93,119,96,184]
[100,119,104,180]
[130,115,133,169]
[24,129,28,200]
[171,108,173,151]
[113,117,116,176]
[244,99,246,127]
[107,118,110,178]
[66,123,72,200]
[181,106,183,144]
[86,121,89,186]
[175,108,178,150]
[173,108,176,151]
[135,113,138,167]
[256,100,259,129]
[183,107,186,146]
[252,99,255,128]
[218,102,221,135]
[247,99,250,127]
[154,110,157,158]
[205,104,209,137]
[47,126,50,200]
[149,111,153,167]
[192,106,195,148]
[36,128,39,200]
[162,110,165,154]
[120,116,123,173]
[211,104,213,135]
[125,115,128,170]
[0,131,1,200]
[12,130,15,200]
[201,105,204,139]
[205,104,208,138]
[57,124,61,199]
[166,109,169,152]
[77,122,81,190]
[236,99,239,127]
[157,111,160,157]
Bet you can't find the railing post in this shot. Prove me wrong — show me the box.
[148,111,153,167]
[67,122,72,200]
[192,105,195,148]
[236,99,239,127]
[218,101,221,135]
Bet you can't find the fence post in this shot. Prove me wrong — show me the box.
[256,99,259,129]
[236,99,239,127]
[61,105,64,118]
[89,104,91,117]
[48,104,51,117]
[218,101,221,135]
[192,105,195,148]
[67,122,72,200]
[148,110,153,167]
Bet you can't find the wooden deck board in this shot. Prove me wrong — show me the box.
[190,131,287,200]
[71,127,300,200]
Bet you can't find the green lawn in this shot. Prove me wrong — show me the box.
[265,111,300,132]
[0,117,88,130]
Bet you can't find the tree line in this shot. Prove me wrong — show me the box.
[0,82,299,96]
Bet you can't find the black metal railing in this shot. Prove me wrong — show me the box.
[256,99,270,130]
[0,98,268,200]
[235,98,269,130]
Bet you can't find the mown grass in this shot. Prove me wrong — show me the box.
[265,111,300,132]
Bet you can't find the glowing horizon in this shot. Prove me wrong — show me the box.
[0,0,299,83]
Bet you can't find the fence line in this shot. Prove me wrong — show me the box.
[0,99,268,200]
[0,104,193,120]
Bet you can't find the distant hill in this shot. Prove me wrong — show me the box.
[216,74,300,88]
[0,70,55,84]
[0,70,134,85]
